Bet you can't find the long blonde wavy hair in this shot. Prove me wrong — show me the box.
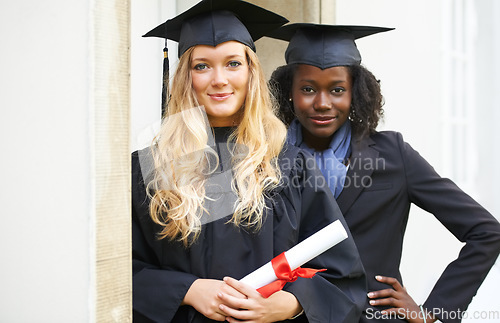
[146,44,287,246]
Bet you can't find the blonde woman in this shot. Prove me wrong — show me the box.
[132,1,366,322]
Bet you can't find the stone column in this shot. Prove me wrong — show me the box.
[92,0,132,321]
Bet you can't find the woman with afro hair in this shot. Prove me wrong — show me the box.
[269,23,500,323]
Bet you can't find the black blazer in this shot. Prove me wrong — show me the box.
[337,131,500,323]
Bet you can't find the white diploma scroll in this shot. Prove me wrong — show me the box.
[239,219,348,289]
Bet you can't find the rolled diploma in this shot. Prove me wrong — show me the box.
[239,219,348,289]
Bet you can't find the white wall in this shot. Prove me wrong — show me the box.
[0,1,92,321]
[336,0,500,321]
[475,0,500,231]
[130,0,197,152]
[131,0,170,152]
[1,0,132,321]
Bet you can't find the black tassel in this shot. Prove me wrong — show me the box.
[161,40,170,118]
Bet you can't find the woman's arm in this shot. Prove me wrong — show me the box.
[399,133,500,322]
[368,275,436,323]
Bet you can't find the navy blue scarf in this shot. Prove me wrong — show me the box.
[287,119,352,198]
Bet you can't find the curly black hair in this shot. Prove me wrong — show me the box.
[269,63,384,140]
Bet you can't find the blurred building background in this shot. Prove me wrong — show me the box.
[1,0,498,321]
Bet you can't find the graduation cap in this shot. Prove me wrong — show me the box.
[267,23,394,69]
[143,0,289,116]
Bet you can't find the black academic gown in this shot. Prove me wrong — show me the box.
[336,131,500,323]
[132,127,366,323]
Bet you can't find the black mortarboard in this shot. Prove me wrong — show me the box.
[268,23,394,69]
[143,0,288,57]
[143,0,288,116]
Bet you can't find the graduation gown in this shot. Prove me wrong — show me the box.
[132,127,366,323]
[335,131,500,323]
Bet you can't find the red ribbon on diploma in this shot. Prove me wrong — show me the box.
[256,252,326,298]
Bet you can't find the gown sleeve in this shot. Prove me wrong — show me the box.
[280,148,367,323]
[132,151,199,323]
[399,133,500,322]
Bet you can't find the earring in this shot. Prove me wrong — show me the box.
[289,98,292,102]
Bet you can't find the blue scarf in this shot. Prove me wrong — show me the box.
[287,119,352,198]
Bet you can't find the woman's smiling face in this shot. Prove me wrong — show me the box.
[191,41,249,127]
[291,64,352,149]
